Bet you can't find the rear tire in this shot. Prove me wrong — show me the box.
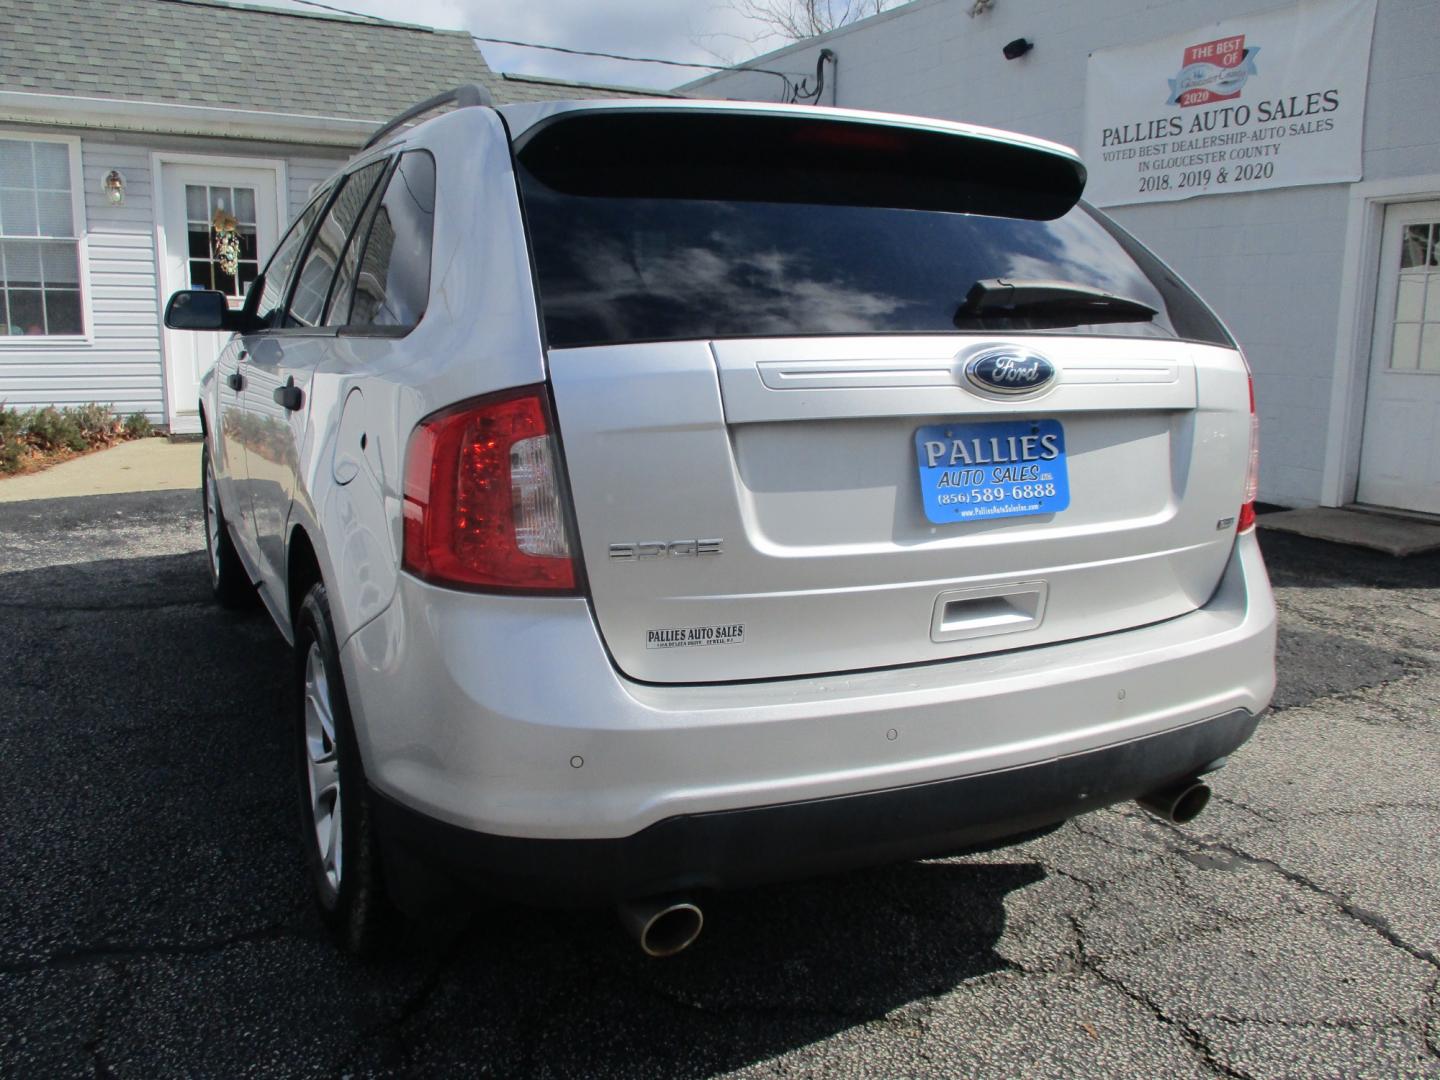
[294,582,393,955]
[201,441,253,609]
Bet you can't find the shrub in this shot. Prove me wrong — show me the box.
[0,404,23,445]
[26,406,87,453]
[123,412,153,439]
[71,402,122,447]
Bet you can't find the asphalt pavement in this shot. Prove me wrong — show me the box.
[1,491,1437,1078]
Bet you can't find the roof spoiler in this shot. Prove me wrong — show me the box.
[363,84,495,151]
[517,110,1087,221]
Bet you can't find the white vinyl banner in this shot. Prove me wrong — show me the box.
[1083,0,1377,207]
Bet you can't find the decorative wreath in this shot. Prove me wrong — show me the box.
[211,206,240,279]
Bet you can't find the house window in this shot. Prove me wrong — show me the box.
[0,137,83,337]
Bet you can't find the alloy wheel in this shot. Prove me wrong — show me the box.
[303,642,344,895]
[203,458,221,584]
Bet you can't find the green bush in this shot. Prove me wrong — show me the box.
[0,402,155,474]
[123,412,153,439]
[71,402,122,446]
[0,404,23,444]
[25,406,86,452]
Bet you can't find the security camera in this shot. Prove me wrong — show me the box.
[1003,38,1033,60]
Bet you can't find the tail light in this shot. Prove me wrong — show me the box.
[403,385,578,593]
[1238,375,1259,533]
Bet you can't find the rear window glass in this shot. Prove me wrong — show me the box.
[516,113,1230,349]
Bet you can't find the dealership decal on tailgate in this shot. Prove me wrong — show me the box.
[646,624,746,649]
[915,419,1070,524]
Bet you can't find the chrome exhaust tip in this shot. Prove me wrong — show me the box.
[617,895,704,958]
[1137,778,1212,825]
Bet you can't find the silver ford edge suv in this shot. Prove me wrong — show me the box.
[166,87,1276,957]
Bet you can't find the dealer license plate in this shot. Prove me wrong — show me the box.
[915,419,1070,524]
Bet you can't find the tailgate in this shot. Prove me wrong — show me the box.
[551,335,1251,683]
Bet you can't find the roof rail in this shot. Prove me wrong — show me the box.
[362,84,495,151]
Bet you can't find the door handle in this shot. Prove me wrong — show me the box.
[273,376,304,412]
[226,371,244,392]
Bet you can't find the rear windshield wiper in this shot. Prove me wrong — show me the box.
[956,278,1159,327]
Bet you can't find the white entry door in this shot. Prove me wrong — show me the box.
[158,161,280,433]
[1357,201,1440,515]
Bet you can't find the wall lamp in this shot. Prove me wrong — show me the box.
[1003,38,1033,60]
[102,170,126,206]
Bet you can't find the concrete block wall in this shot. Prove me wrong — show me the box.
[688,0,1440,507]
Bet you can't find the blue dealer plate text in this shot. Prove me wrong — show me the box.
[915,419,1070,524]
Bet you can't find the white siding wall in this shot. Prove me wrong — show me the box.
[689,0,1440,507]
[287,157,341,218]
[0,130,346,427]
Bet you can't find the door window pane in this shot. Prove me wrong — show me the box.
[285,161,387,328]
[1390,322,1421,371]
[1400,225,1431,269]
[1396,277,1424,323]
[185,185,207,221]
[1421,323,1440,373]
[348,151,435,329]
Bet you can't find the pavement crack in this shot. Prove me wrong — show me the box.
[1153,826,1440,972]
[1066,913,1252,1079]
[1425,975,1440,1061]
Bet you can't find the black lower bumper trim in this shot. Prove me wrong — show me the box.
[370,708,1259,906]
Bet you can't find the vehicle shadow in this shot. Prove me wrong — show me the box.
[1,548,1047,1078]
[356,858,1044,1077]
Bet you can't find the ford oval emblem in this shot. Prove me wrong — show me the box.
[964,349,1057,396]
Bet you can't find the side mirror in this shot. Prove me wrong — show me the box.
[164,289,231,331]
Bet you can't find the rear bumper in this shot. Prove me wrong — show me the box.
[342,530,1275,841]
[371,706,1258,904]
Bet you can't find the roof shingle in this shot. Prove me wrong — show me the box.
[0,0,663,122]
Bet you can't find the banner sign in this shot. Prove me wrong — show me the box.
[1083,0,1377,207]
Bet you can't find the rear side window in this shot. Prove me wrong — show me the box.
[286,160,388,328]
[348,151,436,330]
[516,112,1231,348]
